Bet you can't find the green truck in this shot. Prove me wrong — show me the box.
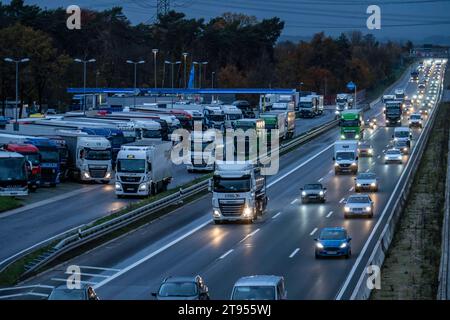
[234,119,265,160]
[339,109,364,140]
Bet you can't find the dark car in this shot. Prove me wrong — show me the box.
[48,285,99,300]
[152,276,210,300]
[357,142,374,157]
[300,183,326,203]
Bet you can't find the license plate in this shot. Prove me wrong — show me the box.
[326,251,337,255]
[126,188,134,191]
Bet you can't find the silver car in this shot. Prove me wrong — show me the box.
[384,148,403,164]
[344,194,374,218]
[231,275,287,300]
[354,172,378,192]
[393,140,410,155]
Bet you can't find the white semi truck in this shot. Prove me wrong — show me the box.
[221,105,243,129]
[333,140,358,175]
[211,161,267,224]
[187,131,216,172]
[335,93,354,116]
[115,140,172,197]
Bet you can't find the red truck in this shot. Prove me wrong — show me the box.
[3,143,41,191]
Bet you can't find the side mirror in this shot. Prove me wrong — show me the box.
[355,156,359,160]
[392,135,394,138]
[151,292,157,297]
[208,179,212,192]
[348,237,352,241]
[27,160,33,172]
[300,188,303,191]
[332,157,335,161]
[313,238,318,241]
[323,187,327,191]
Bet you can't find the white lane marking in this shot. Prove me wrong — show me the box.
[93,219,211,289]
[78,266,121,272]
[366,168,370,172]
[240,229,260,242]
[318,177,324,182]
[0,292,49,299]
[267,143,335,188]
[219,249,234,260]
[310,228,318,236]
[52,278,98,285]
[291,199,299,205]
[289,248,300,258]
[329,169,333,174]
[0,186,100,219]
[0,224,85,268]
[0,285,54,291]
[377,155,381,159]
[326,211,334,218]
[339,197,345,204]
[349,187,354,192]
[95,136,337,290]
[64,272,110,278]
[272,212,282,219]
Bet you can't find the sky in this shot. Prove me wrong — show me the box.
[6,0,450,43]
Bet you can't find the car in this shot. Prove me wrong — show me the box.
[300,183,326,203]
[230,275,287,300]
[47,285,99,300]
[409,113,423,128]
[354,172,378,192]
[152,276,210,300]
[394,140,410,155]
[344,194,374,218]
[357,142,374,157]
[419,107,429,116]
[314,227,352,259]
[366,117,377,129]
[384,148,403,164]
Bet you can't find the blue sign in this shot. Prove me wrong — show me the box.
[347,81,356,91]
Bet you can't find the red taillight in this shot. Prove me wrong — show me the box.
[32,166,41,175]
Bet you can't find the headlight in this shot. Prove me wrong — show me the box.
[316,242,324,249]
[302,191,307,196]
[341,134,345,139]
[351,162,357,166]
[243,206,252,217]
[83,172,90,179]
[105,172,111,179]
[213,209,221,217]
[371,182,376,187]
[138,183,147,191]
[386,120,389,123]
[385,156,389,160]
[340,243,347,249]
[355,134,360,139]
[115,182,122,191]
[365,206,371,211]
[368,149,373,154]
[319,191,324,196]
[344,206,350,212]
[334,163,339,167]
[335,110,340,114]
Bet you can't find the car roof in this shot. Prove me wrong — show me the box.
[348,194,370,199]
[321,227,346,232]
[387,148,401,152]
[164,276,199,283]
[234,275,283,287]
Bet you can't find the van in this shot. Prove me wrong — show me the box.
[230,275,287,300]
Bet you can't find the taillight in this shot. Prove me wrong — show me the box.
[32,166,41,175]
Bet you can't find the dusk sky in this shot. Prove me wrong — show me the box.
[7,0,450,42]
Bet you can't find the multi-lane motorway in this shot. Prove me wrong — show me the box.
[12,61,445,300]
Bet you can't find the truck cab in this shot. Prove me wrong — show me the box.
[298,96,318,118]
[335,93,353,116]
[203,106,225,130]
[384,101,403,126]
[211,161,267,224]
[339,110,364,140]
[0,151,28,196]
[221,105,243,129]
[333,140,358,175]
[233,119,265,161]
[187,131,216,172]
[3,143,41,191]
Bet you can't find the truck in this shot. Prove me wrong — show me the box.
[339,109,364,140]
[259,94,297,113]
[61,132,113,183]
[3,143,41,191]
[384,100,403,126]
[221,105,243,129]
[115,140,172,197]
[310,94,324,115]
[270,110,296,139]
[187,131,216,172]
[333,140,358,175]
[39,135,70,181]
[211,161,267,224]
[232,100,255,118]
[335,93,354,116]
[298,96,318,118]
[410,69,420,82]
[233,119,265,160]
[0,133,60,187]
[260,112,287,142]
[203,106,225,130]
[0,151,28,196]
[394,89,405,102]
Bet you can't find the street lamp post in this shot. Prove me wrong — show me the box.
[299,82,304,96]
[165,60,181,105]
[211,71,216,102]
[4,57,30,130]
[152,49,159,90]
[193,61,208,88]
[182,53,188,89]
[126,60,145,108]
[74,58,96,115]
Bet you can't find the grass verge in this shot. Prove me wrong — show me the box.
[0,197,22,213]
[370,102,450,300]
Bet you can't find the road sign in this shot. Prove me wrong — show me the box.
[347,81,356,91]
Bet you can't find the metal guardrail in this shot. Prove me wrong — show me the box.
[343,68,445,300]
[0,115,340,278]
[437,130,450,300]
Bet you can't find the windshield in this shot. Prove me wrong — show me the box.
[357,173,376,180]
[348,196,370,204]
[142,129,162,139]
[24,153,40,166]
[410,115,421,120]
[158,282,198,297]
[304,184,322,190]
[0,158,27,181]
[85,148,111,161]
[110,135,124,147]
[320,230,346,240]
[117,159,145,173]
[264,122,277,130]
[209,115,225,122]
[227,114,242,121]
[213,175,251,193]
[48,288,85,300]
[336,152,355,161]
[336,98,346,103]
[387,149,401,155]
[395,131,410,138]
[232,286,275,300]
[299,102,312,108]
[341,119,360,127]
[39,149,59,163]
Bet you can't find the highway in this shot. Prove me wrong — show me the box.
[15,62,443,300]
[0,109,334,265]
